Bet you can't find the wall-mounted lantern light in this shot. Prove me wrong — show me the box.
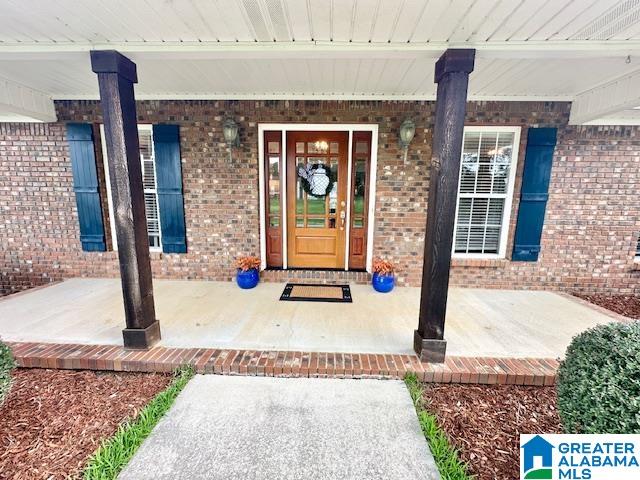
[399,118,416,163]
[223,118,239,160]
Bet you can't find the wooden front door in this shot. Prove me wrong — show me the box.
[286,131,348,268]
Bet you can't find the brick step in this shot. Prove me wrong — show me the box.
[7,342,558,385]
[260,269,372,285]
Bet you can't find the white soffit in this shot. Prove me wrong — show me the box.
[1,0,640,123]
[0,76,56,122]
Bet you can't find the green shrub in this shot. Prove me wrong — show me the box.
[557,321,640,433]
[0,340,16,404]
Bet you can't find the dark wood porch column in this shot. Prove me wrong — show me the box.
[414,49,475,363]
[91,50,160,349]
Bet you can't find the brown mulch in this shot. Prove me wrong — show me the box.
[573,293,640,320]
[422,384,561,480]
[0,369,170,480]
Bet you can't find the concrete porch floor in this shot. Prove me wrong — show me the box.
[0,278,619,358]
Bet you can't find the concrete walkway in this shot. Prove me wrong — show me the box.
[118,375,439,480]
[0,278,620,358]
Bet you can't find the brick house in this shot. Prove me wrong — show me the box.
[3,99,639,296]
[0,1,639,358]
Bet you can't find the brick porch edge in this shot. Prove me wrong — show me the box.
[7,342,559,386]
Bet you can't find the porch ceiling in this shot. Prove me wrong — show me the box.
[2,0,640,124]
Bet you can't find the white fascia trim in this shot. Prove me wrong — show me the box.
[257,123,378,273]
[3,39,640,56]
[52,93,574,102]
[570,68,640,125]
[0,76,56,122]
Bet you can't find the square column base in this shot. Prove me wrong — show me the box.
[123,320,161,349]
[413,330,447,363]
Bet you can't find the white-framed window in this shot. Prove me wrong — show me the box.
[452,126,521,258]
[636,235,640,259]
[100,124,162,252]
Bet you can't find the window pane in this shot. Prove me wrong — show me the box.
[296,216,304,227]
[269,216,280,227]
[460,131,479,194]
[455,225,469,252]
[353,217,364,228]
[329,142,339,154]
[487,198,505,225]
[484,227,501,254]
[296,142,305,154]
[456,198,472,225]
[144,191,160,248]
[492,133,514,194]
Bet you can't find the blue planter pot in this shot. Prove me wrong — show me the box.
[236,268,259,289]
[372,272,395,293]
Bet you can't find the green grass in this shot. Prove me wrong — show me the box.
[404,373,472,480]
[0,340,15,405]
[83,365,195,480]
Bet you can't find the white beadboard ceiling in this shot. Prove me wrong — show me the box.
[1,0,640,123]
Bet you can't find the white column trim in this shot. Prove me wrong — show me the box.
[344,130,353,270]
[257,126,267,270]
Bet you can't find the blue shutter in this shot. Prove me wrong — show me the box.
[67,123,106,252]
[512,128,557,261]
[153,125,187,253]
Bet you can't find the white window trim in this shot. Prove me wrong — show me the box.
[452,125,521,260]
[258,123,378,273]
[100,124,163,252]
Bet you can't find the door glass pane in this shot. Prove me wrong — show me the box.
[268,156,280,215]
[328,158,338,214]
[307,195,326,215]
[329,142,339,154]
[296,157,305,214]
[269,216,280,227]
[296,142,305,154]
[308,141,328,154]
[268,141,280,154]
[355,141,368,154]
[353,159,366,216]
[353,218,364,228]
[296,216,304,227]
[307,218,325,228]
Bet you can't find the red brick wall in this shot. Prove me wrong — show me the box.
[1,100,638,296]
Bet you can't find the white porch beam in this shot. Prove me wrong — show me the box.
[570,68,640,125]
[0,77,57,122]
[1,40,640,59]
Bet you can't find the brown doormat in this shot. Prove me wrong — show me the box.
[279,283,352,303]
